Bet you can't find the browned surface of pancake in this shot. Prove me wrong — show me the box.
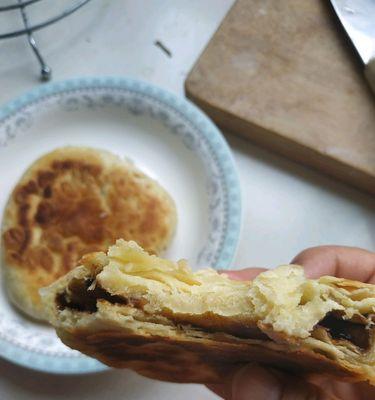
[1,147,176,319]
[41,241,375,385]
[57,326,359,384]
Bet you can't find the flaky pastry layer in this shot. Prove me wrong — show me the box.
[41,240,375,384]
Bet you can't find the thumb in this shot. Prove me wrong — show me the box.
[231,364,335,400]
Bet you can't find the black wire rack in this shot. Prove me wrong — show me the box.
[0,0,93,81]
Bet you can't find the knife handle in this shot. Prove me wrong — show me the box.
[364,58,375,96]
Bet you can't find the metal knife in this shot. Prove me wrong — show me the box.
[329,0,375,95]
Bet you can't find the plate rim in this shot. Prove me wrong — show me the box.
[0,76,242,374]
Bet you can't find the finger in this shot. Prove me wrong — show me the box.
[292,246,375,284]
[221,268,267,281]
[230,364,335,400]
[309,375,375,400]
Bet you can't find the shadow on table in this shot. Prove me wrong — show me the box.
[226,131,375,244]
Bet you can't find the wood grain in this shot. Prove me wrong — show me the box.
[185,0,375,195]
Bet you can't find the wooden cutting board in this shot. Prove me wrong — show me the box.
[185,0,375,195]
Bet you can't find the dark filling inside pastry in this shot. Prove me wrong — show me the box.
[317,312,373,350]
[56,279,373,349]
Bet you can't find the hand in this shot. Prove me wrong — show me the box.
[208,246,375,400]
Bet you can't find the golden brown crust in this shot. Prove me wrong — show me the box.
[1,147,176,319]
[56,324,362,384]
[40,241,375,385]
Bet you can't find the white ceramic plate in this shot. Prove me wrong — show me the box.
[0,77,241,374]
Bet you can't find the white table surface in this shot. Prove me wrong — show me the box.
[0,1,374,399]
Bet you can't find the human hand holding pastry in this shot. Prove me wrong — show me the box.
[41,241,375,391]
[208,246,375,400]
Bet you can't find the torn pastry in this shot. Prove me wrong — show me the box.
[41,240,375,384]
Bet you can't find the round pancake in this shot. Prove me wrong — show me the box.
[1,147,177,320]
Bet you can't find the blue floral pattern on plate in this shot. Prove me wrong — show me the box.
[0,77,241,374]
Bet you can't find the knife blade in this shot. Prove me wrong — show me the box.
[330,0,375,95]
